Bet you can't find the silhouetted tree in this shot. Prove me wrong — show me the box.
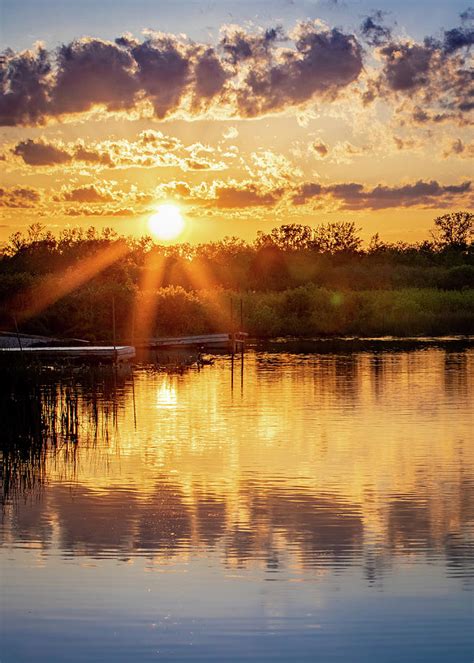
[432,211,473,250]
[256,224,314,251]
[313,221,362,253]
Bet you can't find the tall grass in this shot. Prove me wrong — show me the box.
[232,286,474,337]
[150,285,474,338]
[6,284,473,340]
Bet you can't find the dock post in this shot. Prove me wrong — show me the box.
[112,296,117,364]
[12,315,23,354]
[230,297,235,356]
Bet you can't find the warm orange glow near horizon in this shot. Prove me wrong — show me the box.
[0,6,472,246]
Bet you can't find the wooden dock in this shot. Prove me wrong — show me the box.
[0,331,89,348]
[0,345,136,363]
[140,332,248,353]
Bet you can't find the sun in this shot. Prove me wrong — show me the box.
[148,204,185,240]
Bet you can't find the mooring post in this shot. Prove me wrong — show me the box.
[230,296,235,355]
[12,315,23,354]
[131,305,135,348]
[112,296,117,364]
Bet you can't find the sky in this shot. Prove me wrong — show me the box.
[0,0,473,245]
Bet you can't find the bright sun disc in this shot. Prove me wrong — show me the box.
[148,204,185,240]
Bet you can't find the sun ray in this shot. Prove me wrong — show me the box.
[11,240,130,324]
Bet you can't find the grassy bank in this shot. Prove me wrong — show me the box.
[9,284,474,340]
[198,286,474,338]
[232,286,474,337]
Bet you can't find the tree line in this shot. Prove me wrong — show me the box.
[0,212,472,340]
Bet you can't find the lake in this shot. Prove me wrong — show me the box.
[1,343,473,662]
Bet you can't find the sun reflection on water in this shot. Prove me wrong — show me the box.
[155,377,179,409]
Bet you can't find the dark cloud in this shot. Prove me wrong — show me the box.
[442,26,474,53]
[73,145,114,166]
[1,19,472,127]
[130,34,190,118]
[8,131,228,171]
[293,179,472,209]
[460,7,474,22]
[60,184,115,203]
[312,141,329,157]
[0,46,51,126]
[64,205,136,217]
[51,39,137,115]
[236,23,363,116]
[220,25,285,64]
[442,138,474,158]
[0,186,40,207]
[11,138,114,167]
[0,22,363,125]
[13,138,72,165]
[360,11,392,46]
[213,182,283,208]
[364,16,474,126]
[379,42,433,91]
[192,46,229,108]
[445,138,465,156]
[292,182,322,205]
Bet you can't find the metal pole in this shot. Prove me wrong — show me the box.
[13,315,23,353]
[230,297,235,355]
[112,296,117,363]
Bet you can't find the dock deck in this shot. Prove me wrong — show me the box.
[0,345,136,363]
[141,332,248,352]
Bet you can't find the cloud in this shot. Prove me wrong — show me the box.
[247,150,301,184]
[211,181,283,208]
[292,182,322,205]
[460,7,474,22]
[379,42,433,92]
[442,26,474,54]
[360,12,392,47]
[235,22,363,116]
[4,175,469,216]
[191,45,230,110]
[2,18,472,128]
[293,179,472,209]
[60,184,115,203]
[154,179,284,209]
[312,141,329,157]
[73,144,114,166]
[64,205,137,217]
[0,186,41,207]
[12,138,72,165]
[127,33,191,118]
[222,126,239,139]
[51,39,137,116]
[219,24,286,64]
[1,21,364,125]
[9,131,227,172]
[442,138,474,158]
[364,18,474,126]
[0,45,51,126]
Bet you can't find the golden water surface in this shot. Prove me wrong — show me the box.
[1,346,473,662]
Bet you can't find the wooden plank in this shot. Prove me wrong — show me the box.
[151,333,230,344]
[0,332,89,348]
[144,333,230,349]
[0,346,136,362]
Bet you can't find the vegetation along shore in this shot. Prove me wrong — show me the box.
[1,212,472,341]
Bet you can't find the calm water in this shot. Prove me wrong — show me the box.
[1,346,473,662]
